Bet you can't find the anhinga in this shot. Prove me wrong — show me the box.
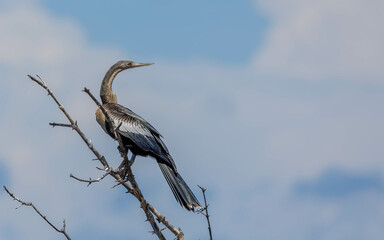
[95,61,201,211]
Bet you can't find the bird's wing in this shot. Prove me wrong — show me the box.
[106,104,176,169]
[114,104,162,137]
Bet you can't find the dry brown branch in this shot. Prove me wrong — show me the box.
[148,204,184,239]
[27,75,110,169]
[69,170,111,186]
[198,185,213,240]
[3,186,71,240]
[111,179,129,189]
[49,122,73,128]
[28,74,184,239]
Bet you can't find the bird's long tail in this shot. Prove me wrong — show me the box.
[158,162,201,211]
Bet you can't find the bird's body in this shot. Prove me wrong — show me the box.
[95,61,201,211]
[96,103,177,171]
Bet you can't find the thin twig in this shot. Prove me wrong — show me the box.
[198,185,213,240]
[111,179,129,189]
[3,186,71,240]
[49,122,73,128]
[70,169,111,187]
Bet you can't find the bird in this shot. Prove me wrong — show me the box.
[95,60,201,211]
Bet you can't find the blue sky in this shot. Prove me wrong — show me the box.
[43,0,268,64]
[1,0,384,239]
[295,168,384,198]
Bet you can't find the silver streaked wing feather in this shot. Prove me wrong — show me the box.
[105,103,176,169]
[113,104,162,137]
[112,117,162,155]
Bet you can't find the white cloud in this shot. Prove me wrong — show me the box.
[253,0,384,82]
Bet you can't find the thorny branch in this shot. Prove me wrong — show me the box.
[198,185,213,240]
[27,74,184,239]
[3,186,71,240]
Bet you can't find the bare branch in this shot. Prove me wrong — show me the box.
[3,186,71,240]
[49,122,74,128]
[198,185,213,240]
[110,166,166,240]
[70,169,111,186]
[111,179,129,189]
[28,74,110,169]
[147,204,184,240]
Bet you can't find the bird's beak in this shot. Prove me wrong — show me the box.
[132,62,154,68]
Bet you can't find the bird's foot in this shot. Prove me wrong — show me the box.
[128,154,136,166]
[117,145,128,156]
[116,164,128,179]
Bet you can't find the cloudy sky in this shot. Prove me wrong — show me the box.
[1,0,384,239]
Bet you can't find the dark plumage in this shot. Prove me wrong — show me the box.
[95,61,201,211]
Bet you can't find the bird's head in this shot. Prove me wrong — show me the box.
[100,60,154,104]
[115,60,154,71]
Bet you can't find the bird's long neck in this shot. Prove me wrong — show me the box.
[100,63,123,104]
